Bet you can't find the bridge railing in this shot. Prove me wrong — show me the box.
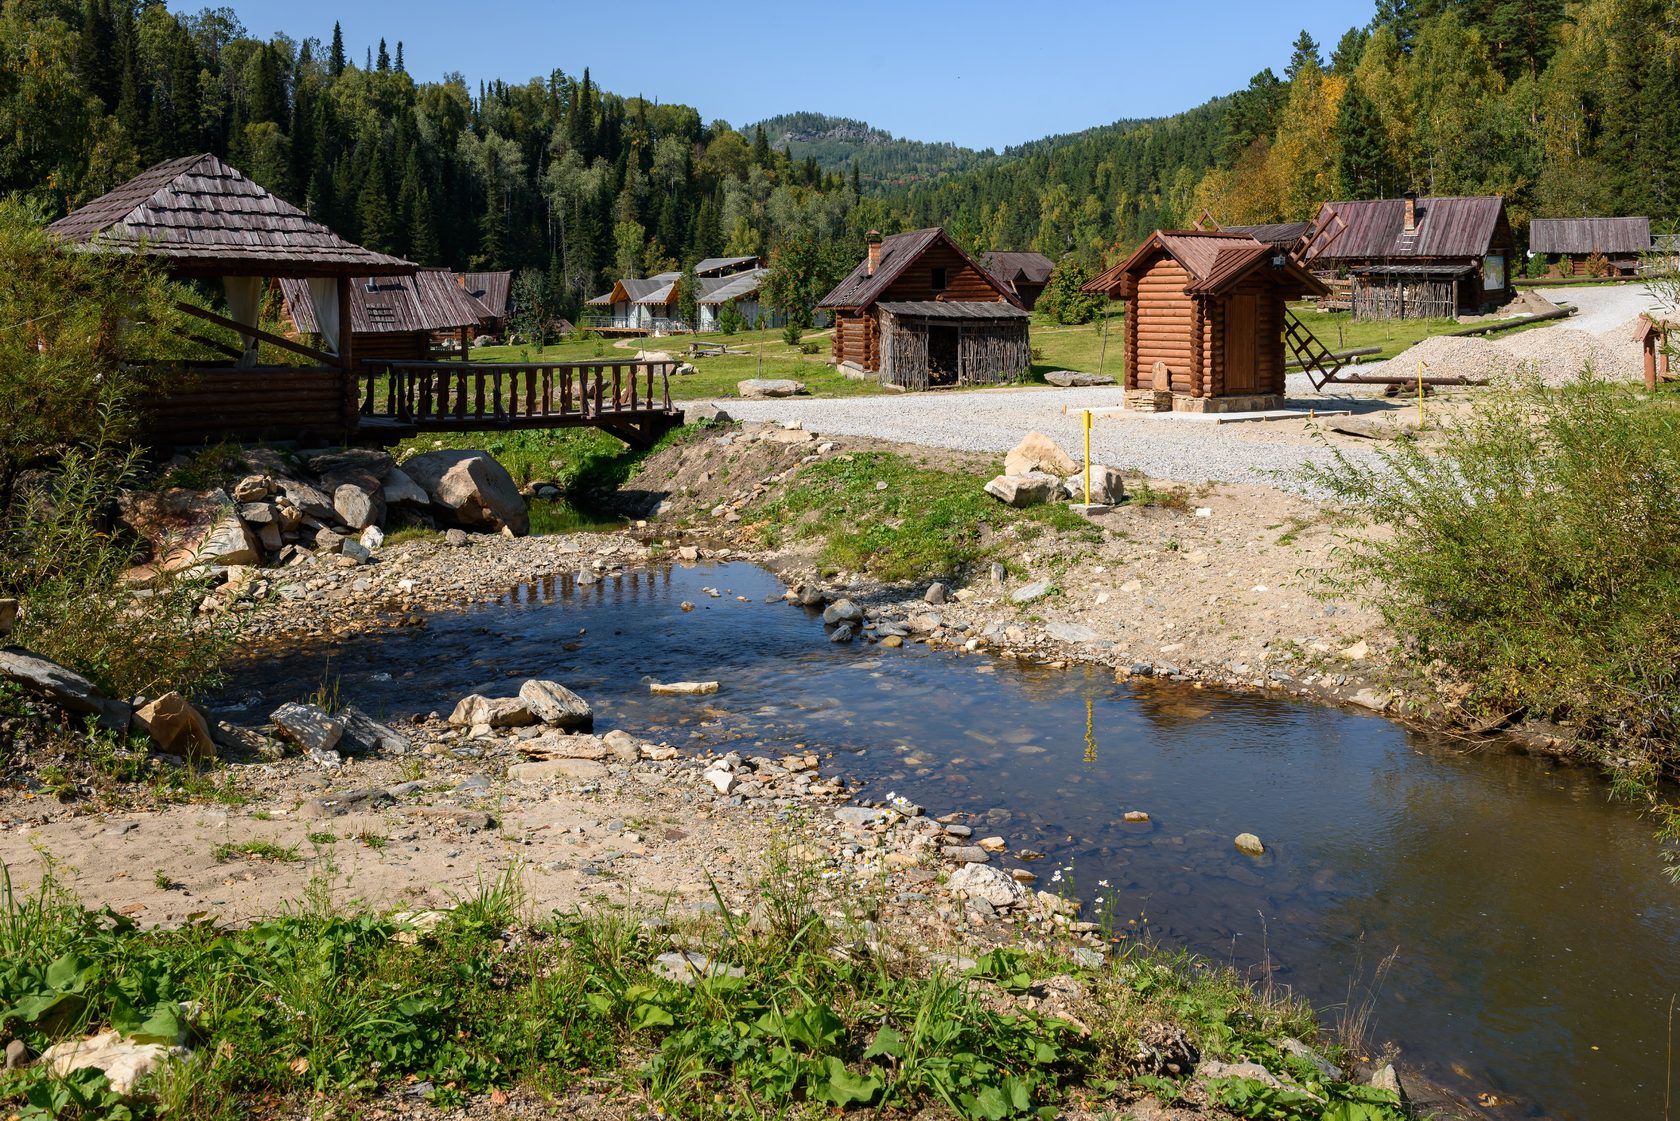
[361,359,676,427]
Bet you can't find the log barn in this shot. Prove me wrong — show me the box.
[1307,193,1515,320]
[1529,217,1651,277]
[1082,229,1328,412]
[457,270,513,335]
[982,250,1056,310]
[820,228,1030,390]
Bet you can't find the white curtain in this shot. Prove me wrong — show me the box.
[222,276,262,366]
[306,277,343,355]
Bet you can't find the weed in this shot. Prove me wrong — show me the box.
[354,831,390,850]
[211,840,299,863]
[152,869,171,890]
[306,831,337,846]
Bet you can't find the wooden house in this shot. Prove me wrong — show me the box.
[47,152,414,446]
[1529,218,1651,277]
[457,270,513,335]
[695,267,783,330]
[279,269,486,364]
[1082,229,1328,412]
[585,272,681,333]
[982,251,1056,310]
[1307,193,1515,320]
[819,228,1030,390]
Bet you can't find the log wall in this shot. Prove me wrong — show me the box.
[139,367,354,447]
[1132,256,1198,396]
[879,242,1008,303]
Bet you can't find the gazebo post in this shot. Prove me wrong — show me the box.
[338,273,357,436]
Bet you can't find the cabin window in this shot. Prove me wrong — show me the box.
[930,267,948,292]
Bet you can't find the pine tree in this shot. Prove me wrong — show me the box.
[357,151,397,252]
[752,124,769,167]
[1329,27,1367,75]
[850,160,861,195]
[376,39,389,72]
[1286,30,1323,81]
[395,41,404,73]
[1333,84,1388,198]
[329,21,345,76]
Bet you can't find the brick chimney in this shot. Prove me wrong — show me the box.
[1403,191,1418,234]
[866,231,882,277]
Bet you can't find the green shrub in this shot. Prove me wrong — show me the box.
[781,321,804,348]
[1306,376,1680,779]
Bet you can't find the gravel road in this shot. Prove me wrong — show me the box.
[1539,282,1664,334]
[718,387,1387,494]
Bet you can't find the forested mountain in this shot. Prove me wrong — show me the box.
[747,112,990,189]
[2,0,1676,319]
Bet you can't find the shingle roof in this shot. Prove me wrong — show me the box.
[48,153,414,277]
[1223,221,1311,248]
[458,270,513,316]
[1529,217,1652,255]
[820,228,1021,310]
[1083,230,1328,299]
[281,269,486,334]
[982,251,1056,285]
[1310,196,1506,260]
[877,301,1029,319]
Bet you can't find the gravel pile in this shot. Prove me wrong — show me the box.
[1362,321,1642,386]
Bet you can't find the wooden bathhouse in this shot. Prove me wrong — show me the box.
[47,152,415,446]
[1306,193,1515,320]
[982,250,1056,310]
[819,228,1030,390]
[279,269,488,364]
[1529,217,1651,277]
[1082,229,1329,412]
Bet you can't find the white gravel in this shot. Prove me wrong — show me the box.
[1538,283,1664,334]
[718,387,1381,495]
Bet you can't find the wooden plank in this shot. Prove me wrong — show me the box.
[175,301,339,366]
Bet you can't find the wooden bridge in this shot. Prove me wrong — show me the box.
[359,358,684,448]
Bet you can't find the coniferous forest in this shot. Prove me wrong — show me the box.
[4,0,1677,315]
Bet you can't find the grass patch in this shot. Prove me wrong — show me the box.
[1306,376,1680,870]
[751,451,1100,582]
[210,840,299,863]
[0,860,1401,1120]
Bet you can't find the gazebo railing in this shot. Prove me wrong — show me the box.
[361,358,676,427]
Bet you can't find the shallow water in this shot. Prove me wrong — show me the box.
[219,561,1680,1121]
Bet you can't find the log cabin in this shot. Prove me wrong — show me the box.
[1082,229,1328,412]
[457,270,513,336]
[1307,193,1515,320]
[981,250,1056,310]
[819,228,1030,390]
[279,269,487,365]
[1529,217,1651,277]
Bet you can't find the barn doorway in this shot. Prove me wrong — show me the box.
[927,325,960,386]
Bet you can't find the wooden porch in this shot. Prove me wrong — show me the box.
[359,358,684,448]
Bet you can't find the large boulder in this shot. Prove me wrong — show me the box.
[332,482,385,532]
[381,467,430,508]
[1064,465,1127,505]
[401,450,529,536]
[449,694,536,728]
[270,702,344,754]
[307,449,395,481]
[984,473,1061,508]
[736,379,806,399]
[1044,370,1116,388]
[119,489,258,572]
[1004,431,1079,477]
[132,692,214,761]
[0,647,130,731]
[518,679,593,729]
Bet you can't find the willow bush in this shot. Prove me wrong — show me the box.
[1306,376,1680,783]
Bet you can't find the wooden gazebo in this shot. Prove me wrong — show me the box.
[1083,230,1328,412]
[47,153,415,446]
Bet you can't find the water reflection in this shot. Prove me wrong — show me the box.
[216,561,1680,1121]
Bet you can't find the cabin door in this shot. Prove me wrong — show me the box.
[928,325,960,386]
[1224,294,1258,394]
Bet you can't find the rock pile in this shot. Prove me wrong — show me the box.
[985,432,1126,509]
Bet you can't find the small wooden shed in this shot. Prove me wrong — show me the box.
[1529,217,1651,277]
[982,251,1056,310]
[819,228,1030,390]
[1083,230,1328,412]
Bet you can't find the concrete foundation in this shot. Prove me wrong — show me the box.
[1172,394,1286,414]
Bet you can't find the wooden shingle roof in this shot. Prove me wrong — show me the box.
[1529,217,1651,255]
[458,270,513,316]
[820,228,1022,310]
[281,270,485,335]
[1083,230,1328,299]
[49,153,414,278]
[1309,196,1506,261]
[982,251,1055,286]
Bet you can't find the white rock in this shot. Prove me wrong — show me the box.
[42,1030,189,1096]
[1234,832,1265,856]
[650,681,720,695]
[270,702,343,754]
[1004,431,1079,477]
[508,758,608,783]
[984,473,1060,508]
[448,694,537,728]
[518,679,593,729]
[948,862,1029,908]
[703,768,738,795]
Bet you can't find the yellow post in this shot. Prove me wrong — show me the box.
[1082,409,1093,505]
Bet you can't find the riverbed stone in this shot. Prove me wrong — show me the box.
[132,692,214,762]
[0,647,130,731]
[1234,832,1265,856]
[1368,1064,1406,1104]
[508,758,608,784]
[381,467,430,508]
[702,767,738,794]
[449,694,537,728]
[518,679,594,729]
[650,681,719,695]
[338,706,410,754]
[653,951,745,984]
[835,806,889,828]
[984,473,1060,508]
[736,378,806,399]
[270,702,343,754]
[1277,1037,1341,1080]
[828,623,856,643]
[278,479,336,521]
[1012,580,1054,604]
[1005,431,1079,477]
[601,729,643,763]
[942,845,991,864]
[402,450,530,536]
[332,482,385,531]
[948,862,1027,908]
[924,582,949,604]
[1045,621,1098,643]
[821,599,864,625]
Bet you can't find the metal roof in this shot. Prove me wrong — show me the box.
[281,269,486,334]
[587,273,681,306]
[1309,196,1506,261]
[695,255,762,276]
[876,300,1030,319]
[48,153,414,278]
[697,268,766,305]
[819,227,1022,310]
[1529,217,1651,255]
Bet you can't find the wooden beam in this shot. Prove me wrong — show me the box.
[336,276,355,371]
[175,301,336,365]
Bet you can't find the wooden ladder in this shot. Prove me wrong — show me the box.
[1282,309,1345,390]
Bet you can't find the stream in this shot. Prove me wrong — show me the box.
[218,560,1680,1121]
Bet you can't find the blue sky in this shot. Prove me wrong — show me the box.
[208,1,1376,150]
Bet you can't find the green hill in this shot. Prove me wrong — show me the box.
[746,112,992,189]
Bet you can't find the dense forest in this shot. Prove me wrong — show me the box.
[2,0,1676,317]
